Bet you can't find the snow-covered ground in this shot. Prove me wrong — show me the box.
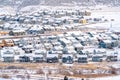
[0,6,16,15]
[89,12,120,32]
[93,75,120,80]
[0,78,10,80]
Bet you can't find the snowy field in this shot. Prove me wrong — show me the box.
[91,12,120,31]
[0,6,16,15]
[93,75,120,80]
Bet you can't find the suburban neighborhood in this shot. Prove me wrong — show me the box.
[0,0,120,80]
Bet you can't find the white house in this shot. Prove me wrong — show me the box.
[0,48,14,62]
[62,54,73,64]
[46,53,59,63]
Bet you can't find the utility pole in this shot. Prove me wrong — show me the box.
[43,67,49,80]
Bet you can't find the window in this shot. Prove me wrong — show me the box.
[4,51,12,54]
[15,52,20,55]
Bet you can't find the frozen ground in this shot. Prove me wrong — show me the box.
[1,76,120,80]
[87,11,120,32]
[0,78,10,80]
[0,6,16,15]
[93,75,120,80]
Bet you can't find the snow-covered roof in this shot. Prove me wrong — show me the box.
[103,40,111,43]
[73,43,83,48]
[12,30,25,33]
[111,34,118,39]
[62,54,73,57]
[68,50,77,54]
[30,25,43,30]
[77,55,87,58]
[46,53,58,58]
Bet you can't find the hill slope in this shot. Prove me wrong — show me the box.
[0,0,120,10]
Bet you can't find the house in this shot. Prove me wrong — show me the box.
[112,29,120,35]
[77,54,88,63]
[65,25,74,30]
[107,55,118,62]
[55,19,63,26]
[99,40,112,49]
[13,46,25,62]
[72,18,79,23]
[19,45,34,62]
[111,64,120,74]
[27,25,44,35]
[76,37,86,46]
[71,32,81,38]
[33,37,41,44]
[33,50,44,62]
[73,43,83,52]
[42,20,49,25]
[58,38,72,47]
[85,11,91,16]
[52,46,63,51]
[27,38,33,45]
[43,25,55,31]
[65,46,74,51]
[44,43,53,50]
[9,30,26,36]
[106,51,118,62]
[66,36,75,41]
[62,54,73,64]
[19,56,31,62]
[81,48,95,57]
[22,45,33,51]
[56,12,66,18]
[31,17,38,24]
[13,39,21,45]
[2,39,14,47]
[93,49,106,55]
[0,15,5,21]
[3,23,10,30]
[79,19,87,24]
[111,40,118,47]
[87,32,97,37]
[68,19,74,24]
[0,31,9,36]
[18,17,25,23]
[24,19,31,24]
[46,52,59,63]
[67,49,77,54]
[32,54,44,62]
[0,40,5,48]
[4,15,11,21]
[62,47,69,54]
[70,39,79,44]
[93,18,102,22]
[24,37,41,46]
[18,38,28,47]
[51,42,61,47]
[92,54,104,62]
[54,27,62,31]
[47,35,58,41]
[52,50,63,54]
[0,48,14,62]
[111,34,119,40]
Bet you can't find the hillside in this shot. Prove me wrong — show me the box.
[0,0,120,12]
